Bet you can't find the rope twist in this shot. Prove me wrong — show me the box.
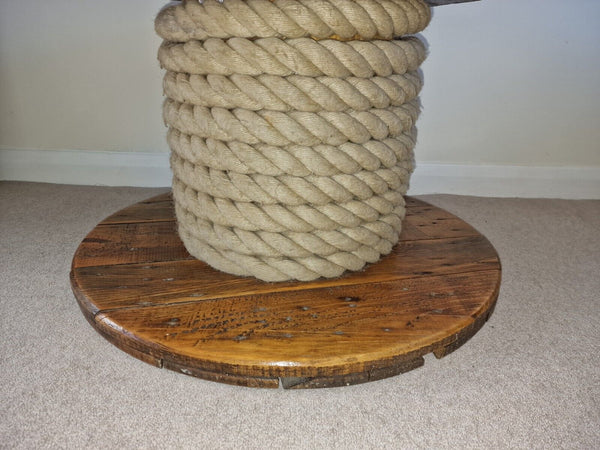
[156,0,429,281]
[156,0,431,42]
[163,71,423,112]
[158,36,426,77]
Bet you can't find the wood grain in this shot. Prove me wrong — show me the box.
[71,193,501,388]
[100,194,174,225]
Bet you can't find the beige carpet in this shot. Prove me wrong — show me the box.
[1,181,598,449]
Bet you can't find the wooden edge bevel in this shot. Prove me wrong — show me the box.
[432,270,500,358]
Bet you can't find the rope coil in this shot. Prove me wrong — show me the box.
[163,71,423,112]
[156,0,429,281]
[156,0,431,42]
[158,36,426,77]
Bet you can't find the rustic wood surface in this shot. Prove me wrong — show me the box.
[71,193,500,389]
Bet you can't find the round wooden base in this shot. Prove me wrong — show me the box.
[71,193,500,389]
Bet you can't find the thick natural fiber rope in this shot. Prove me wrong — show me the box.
[170,148,412,205]
[158,36,426,77]
[156,0,431,42]
[157,0,428,281]
[163,71,423,112]
[163,97,420,146]
[166,128,416,176]
[172,179,408,280]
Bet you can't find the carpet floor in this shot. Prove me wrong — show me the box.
[1,181,598,449]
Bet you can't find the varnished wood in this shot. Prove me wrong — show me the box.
[71,193,501,388]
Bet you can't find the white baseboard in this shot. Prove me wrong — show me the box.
[0,148,171,188]
[409,163,600,199]
[1,148,599,198]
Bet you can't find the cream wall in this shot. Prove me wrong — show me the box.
[418,0,600,167]
[1,0,599,195]
[0,0,167,153]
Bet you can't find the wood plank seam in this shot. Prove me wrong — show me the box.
[74,268,500,318]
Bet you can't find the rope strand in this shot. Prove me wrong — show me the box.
[156,0,431,42]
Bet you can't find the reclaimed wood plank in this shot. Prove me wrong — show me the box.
[406,204,481,239]
[100,193,174,225]
[281,356,425,389]
[85,269,498,381]
[73,194,484,270]
[161,359,280,388]
[72,235,499,311]
[72,221,192,269]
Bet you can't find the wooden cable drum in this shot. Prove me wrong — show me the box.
[71,0,495,389]
[71,193,500,389]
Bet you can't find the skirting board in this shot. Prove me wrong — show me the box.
[1,148,599,199]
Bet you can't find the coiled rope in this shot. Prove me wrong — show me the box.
[156,0,430,281]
